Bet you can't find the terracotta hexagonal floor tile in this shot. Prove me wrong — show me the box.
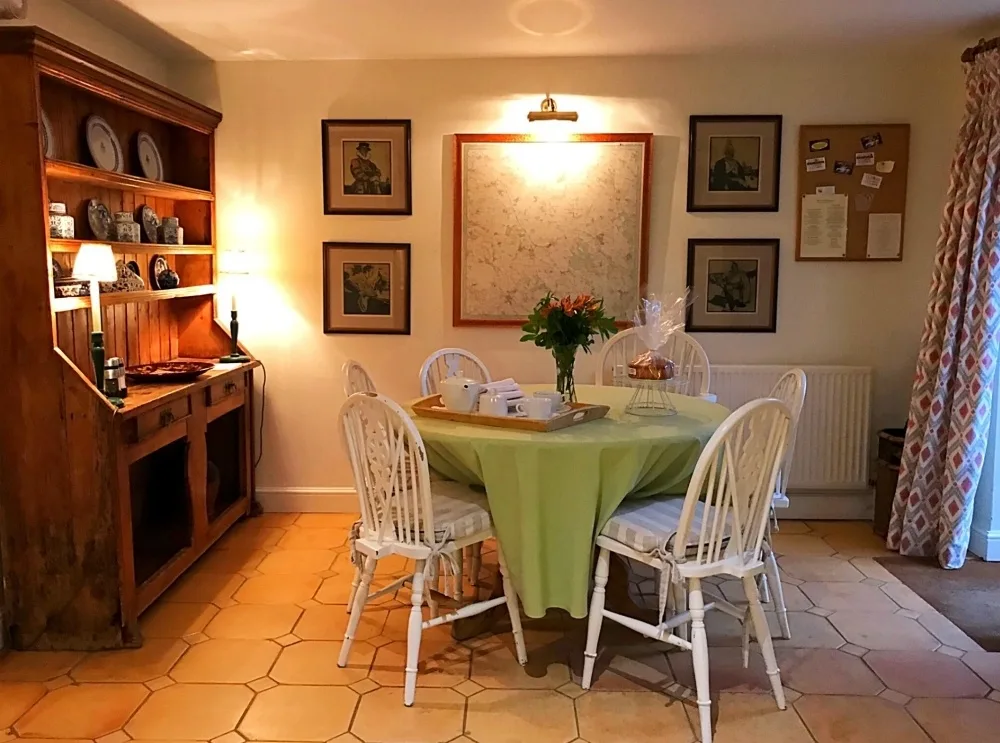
[577,691,691,743]
[16,683,148,739]
[278,527,348,550]
[234,574,321,605]
[314,575,353,605]
[239,685,358,742]
[0,652,82,682]
[908,698,1000,743]
[296,513,359,529]
[850,558,900,583]
[964,652,1000,689]
[140,601,219,639]
[684,693,813,743]
[799,582,899,613]
[778,556,865,583]
[269,640,376,685]
[568,645,674,693]
[821,529,892,558]
[250,513,300,528]
[774,521,813,534]
[256,549,337,576]
[472,636,571,689]
[71,639,188,682]
[827,611,938,651]
[352,687,464,742]
[170,639,281,683]
[771,535,835,557]
[193,547,268,575]
[369,637,471,688]
[216,525,285,551]
[293,604,387,642]
[669,647,775,694]
[795,695,930,742]
[466,689,577,743]
[126,683,252,740]
[878,583,932,613]
[769,612,847,649]
[864,650,989,697]
[204,604,303,639]
[917,612,981,651]
[0,682,47,728]
[776,649,884,695]
[164,572,245,604]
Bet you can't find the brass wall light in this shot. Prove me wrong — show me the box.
[527,95,578,122]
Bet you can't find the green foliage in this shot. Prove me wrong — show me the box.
[520,292,617,354]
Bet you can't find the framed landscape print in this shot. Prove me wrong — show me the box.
[686,238,779,333]
[453,133,651,326]
[323,242,411,334]
[687,115,782,212]
[321,119,412,215]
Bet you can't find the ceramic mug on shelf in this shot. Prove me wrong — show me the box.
[479,392,508,417]
[516,397,553,420]
[533,391,564,412]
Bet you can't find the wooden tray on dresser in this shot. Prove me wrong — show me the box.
[412,394,610,432]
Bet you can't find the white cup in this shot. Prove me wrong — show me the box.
[479,392,508,417]
[516,397,553,420]
[534,391,564,412]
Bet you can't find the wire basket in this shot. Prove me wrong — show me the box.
[614,371,690,417]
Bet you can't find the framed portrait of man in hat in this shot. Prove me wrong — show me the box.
[322,119,412,214]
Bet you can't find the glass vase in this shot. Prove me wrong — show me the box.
[552,345,578,403]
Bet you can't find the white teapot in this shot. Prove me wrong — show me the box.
[439,376,483,413]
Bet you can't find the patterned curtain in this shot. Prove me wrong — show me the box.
[888,48,1000,568]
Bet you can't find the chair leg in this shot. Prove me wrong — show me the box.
[454,548,465,606]
[742,575,786,710]
[582,547,610,689]
[758,573,771,604]
[404,560,427,707]
[338,555,375,667]
[764,544,790,640]
[470,543,482,589]
[671,576,689,642]
[346,559,364,615]
[427,560,440,620]
[497,545,527,666]
[689,578,713,743]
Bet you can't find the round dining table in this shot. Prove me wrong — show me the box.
[411,384,728,619]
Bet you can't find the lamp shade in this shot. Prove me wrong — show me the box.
[72,243,117,282]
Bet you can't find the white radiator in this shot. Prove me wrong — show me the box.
[711,365,873,491]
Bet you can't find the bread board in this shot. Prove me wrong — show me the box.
[412,395,610,432]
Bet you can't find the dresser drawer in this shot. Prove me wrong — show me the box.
[129,396,192,444]
[206,375,245,406]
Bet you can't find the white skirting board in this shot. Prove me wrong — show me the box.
[257,486,875,521]
[969,527,1000,562]
[256,487,358,513]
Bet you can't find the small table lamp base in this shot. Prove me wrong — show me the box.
[220,310,250,363]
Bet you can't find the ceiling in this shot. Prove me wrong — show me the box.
[76,0,1000,60]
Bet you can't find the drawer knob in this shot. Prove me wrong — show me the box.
[159,409,176,427]
[224,382,237,395]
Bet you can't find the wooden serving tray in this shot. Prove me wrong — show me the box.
[412,395,610,432]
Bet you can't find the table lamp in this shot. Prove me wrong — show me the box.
[72,243,118,395]
[219,248,251,363]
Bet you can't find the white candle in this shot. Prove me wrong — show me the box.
[231,291,238,313]
[90,279,102,333]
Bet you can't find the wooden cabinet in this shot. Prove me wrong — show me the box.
[0,27,257,650]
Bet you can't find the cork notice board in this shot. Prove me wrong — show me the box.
[796,124,909,262]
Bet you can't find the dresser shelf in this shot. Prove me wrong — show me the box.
[52,284,216,312]
[50,238,214,255]
[45,159,214,201]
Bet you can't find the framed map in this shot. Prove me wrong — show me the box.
[453,133,652,326]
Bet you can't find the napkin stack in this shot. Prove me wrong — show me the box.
[481,378,524,409]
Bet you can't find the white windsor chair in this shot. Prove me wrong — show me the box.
[595,327,713,399]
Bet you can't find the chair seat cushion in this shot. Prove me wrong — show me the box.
[600,496,724,555]
[427,480,492,540]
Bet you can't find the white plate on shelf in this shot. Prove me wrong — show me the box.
[85,115,124,172]
[40,108,55,159]
[136,131,163,181]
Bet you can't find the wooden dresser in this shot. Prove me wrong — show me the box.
[0,27,258,650]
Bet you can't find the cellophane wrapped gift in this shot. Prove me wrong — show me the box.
[627,292,693,380]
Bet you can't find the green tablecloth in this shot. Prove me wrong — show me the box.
[411,384,728,618]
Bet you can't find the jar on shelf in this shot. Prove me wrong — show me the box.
[48,202,75,239]
[159,216,180,245]
[113,211,141,243]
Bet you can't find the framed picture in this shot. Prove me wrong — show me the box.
[453,133,651,326]
[322,242,411,334]
[321,119,412,215]
[686,238,779,333]
[687,115,782,212]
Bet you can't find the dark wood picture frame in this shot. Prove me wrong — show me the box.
[687,115,782,213]
[321,119,412,215]
[686,238,779,333]
[323,241,411,335]
[452,132,652,327]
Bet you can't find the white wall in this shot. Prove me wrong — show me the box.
[2,0,168,84]
[193,47,964,495]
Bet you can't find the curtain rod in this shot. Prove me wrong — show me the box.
[962,36,1000,63]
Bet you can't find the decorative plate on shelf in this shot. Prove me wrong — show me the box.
[40,108,55,159]
[135,131,164,181]
[126,361,214,383]
[87,199,113,240]
[84,115,124,172]
[138,204,159,243]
